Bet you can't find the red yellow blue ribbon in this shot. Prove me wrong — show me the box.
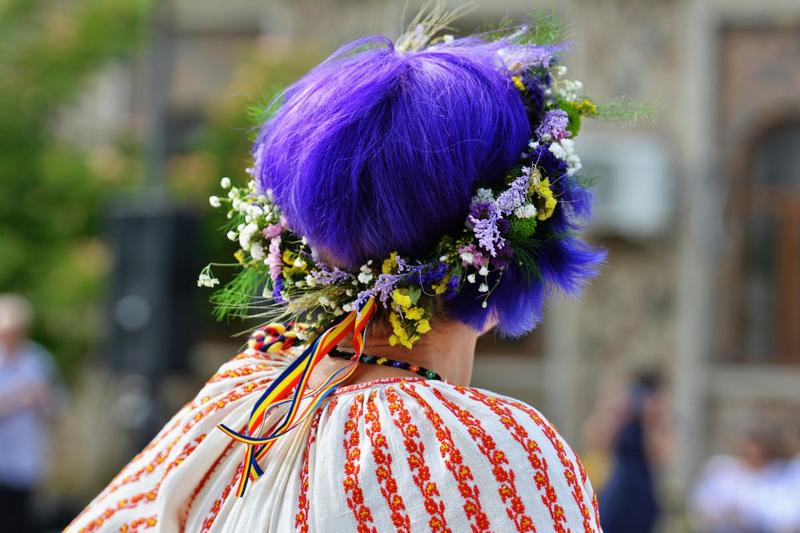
[218,297,377,497]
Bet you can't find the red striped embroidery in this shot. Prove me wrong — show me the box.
[208,363,271,383]
[119,515,157,532]
[180,438,237,530]
[458,387,569,533]
[365,391,411,532]
[295,409,324,532]
[384,386,451,533]
[342,394,378,533]
[77,434,206,533]
[505,399,596,533]
[399,382,490,532]
[202,462,243,532]
[425,384,535,532]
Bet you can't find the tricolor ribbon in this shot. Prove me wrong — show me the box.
[218,297,377,497]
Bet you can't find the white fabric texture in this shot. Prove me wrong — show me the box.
[67,348,601,533]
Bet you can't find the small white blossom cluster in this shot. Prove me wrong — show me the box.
[549,65,584,103]
[197,267,219,288]
[514,203,537,219]
[548,138,582,176]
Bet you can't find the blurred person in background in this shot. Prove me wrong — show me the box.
[690,421,789,532]
[595,371,672,533]
[0,294,58,533]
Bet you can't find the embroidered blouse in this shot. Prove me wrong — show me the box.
[67,348,602,533]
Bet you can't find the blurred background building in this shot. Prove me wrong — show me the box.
[0,0,798,530]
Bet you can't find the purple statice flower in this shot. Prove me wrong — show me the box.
[271,276,285,303]
[536,109,570,142]
[496,172,531,214]
[469,202,494,222]
[354,272,405,308]
[266,236,282,281]
[311,263,352,285]
[470,213,504,257]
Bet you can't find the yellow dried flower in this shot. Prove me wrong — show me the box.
[535,178,558,221]
[382,252,398,274]
[406,307,424,320]
[416,319,431,334]
[392,288,412,308]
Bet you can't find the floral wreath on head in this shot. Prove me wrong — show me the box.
[198,14,647,349]
[198,10,652,498]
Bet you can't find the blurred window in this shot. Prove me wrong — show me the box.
[728,122,800,363]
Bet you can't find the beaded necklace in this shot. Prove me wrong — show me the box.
[328,348,442,381]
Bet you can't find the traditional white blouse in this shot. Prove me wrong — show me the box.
[67,347,601,533]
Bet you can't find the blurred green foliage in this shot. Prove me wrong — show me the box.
[0,0,328,373]
[0,0,148,375]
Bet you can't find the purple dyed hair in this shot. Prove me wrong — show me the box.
[254,35,603,337]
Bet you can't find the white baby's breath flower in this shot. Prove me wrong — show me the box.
[226,230,238,242]
[466,273,476,283]
[209,195,221,208]
[197,273,220,288]
[220,177,231,189]
[478,283,489,293]
[342,303,353,312]
[357,271,373,284]
[514,203,537,219]
[460,252,474,265]
[250,243,265,261]
[479,266,489,276]
[471,188,495,206]
[482,301,488,308]
[305,274,317,287]
[293,257,306,268]
[318,296,331,306]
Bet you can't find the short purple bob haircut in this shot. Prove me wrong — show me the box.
[254,36,603,337]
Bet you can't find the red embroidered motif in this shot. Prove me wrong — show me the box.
[119,515,157,532]
[365,391,412,532]
[77,435,206,533]
[207,363,271,383]
[202,462,244,533]
[342,394,378,533]
[384,387,451,533]
[399,382,490,532]
[295,409,324,532]
[180,438,237,530]
[458,387,569,533]
[506,399,596,533]
[424,384,535,532]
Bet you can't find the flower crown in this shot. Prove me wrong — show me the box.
[199,18,645,349]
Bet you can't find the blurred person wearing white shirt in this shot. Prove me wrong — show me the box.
[0,294,57,533]
[690,423,792,533]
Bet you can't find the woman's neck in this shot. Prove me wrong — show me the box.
[310,320,479,388]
